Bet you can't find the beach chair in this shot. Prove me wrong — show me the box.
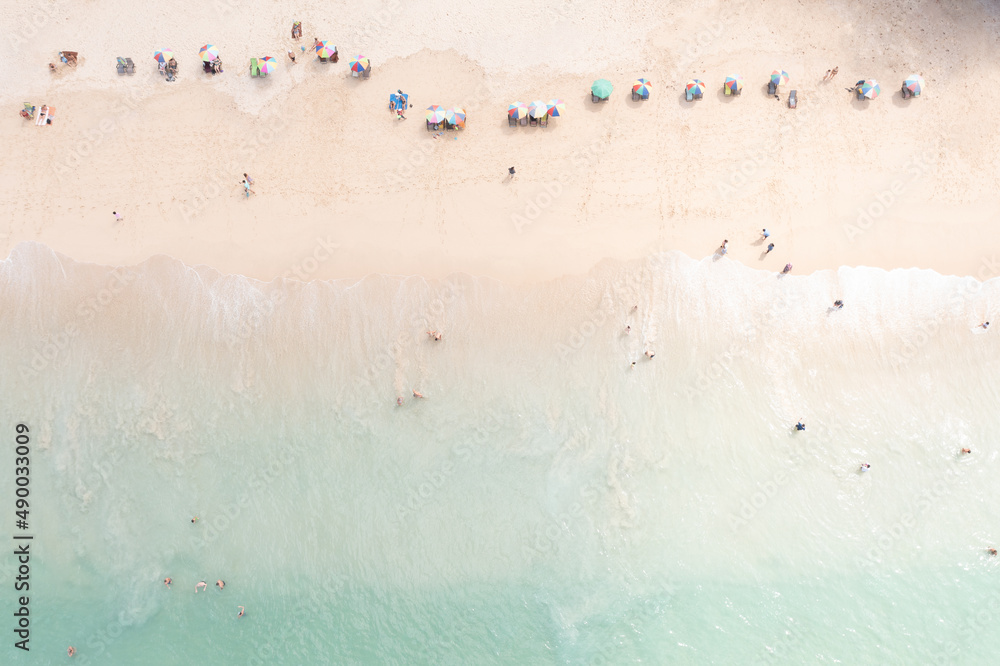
[592,93,600,103]
[362,65,371,79]
[788,90,797,108]
[250,58,259,77]
[508,115,517,127]
[426,120,433,131]
[901,84,910,99]
[21,103,35,120]
[292,21,302,39]
[125,58,135,74]
[116,57,126,75]
[539,114,548,127]
[685,89,693,102]
[529,115,538,127]
[767,81,776,95]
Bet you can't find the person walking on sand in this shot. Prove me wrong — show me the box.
[508,166,516,180]
[782,263,793,274]
[980,321,990,330]
[823,69,831,81]
[287,50,296,63]
[718,240,728,255]
[113,211,123,222]
[196,581,207,593]
[766,243,774,254]
[238,606,245,617]
[241,179,255,198]
[761,229,770,240]
[164,577,172,588]
[830,66,838,80]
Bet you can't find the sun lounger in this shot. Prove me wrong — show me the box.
[250,58,259,77]
[318,56,328,63]
[125,58,135,75]
[292,21,302,39]
[529,115,538,127]
[520,117,528,126]
[592,93,600,103]
[685,90,693,101]
[508,115,517,127]
[788,90,797,108]
[117,57,126,75]
[539,114,548,127]
[768,81,776,95]
[362,65,371,79]
[901,84,910,99]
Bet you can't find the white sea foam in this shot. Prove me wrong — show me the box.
[3,241,1000,663]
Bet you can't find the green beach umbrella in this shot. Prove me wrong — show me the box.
[592,79,613,99]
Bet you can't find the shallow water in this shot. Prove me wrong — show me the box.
[2,242,1000,665]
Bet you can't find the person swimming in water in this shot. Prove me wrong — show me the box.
[216,580,225,590]
[196,581,207,593]
[795,422,805,431]
[859,463,871,472]
[238,606,245,617]
[164,577,172,588]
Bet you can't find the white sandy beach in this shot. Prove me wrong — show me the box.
[1,0,999,282]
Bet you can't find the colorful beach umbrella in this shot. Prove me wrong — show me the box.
[315,41,336,58]
[259,56,277,75]
[425,105,447,123]
[349,56,369,73]
[199,45,220,62]
[592,78,613,99]
[686,79,706,96]
[903,74,925,96]
[859,79,880,99]
[546,99,566,117]
[528,100,548,119]
[724,75,743,93]
[770,69,789,86]
[632,78,652,96]
[508,102,529,119]
[154,49,175,63]
[445,107,466,127]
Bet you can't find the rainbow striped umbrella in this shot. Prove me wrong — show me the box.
[508,102,529,119]
[445,107,466,127]
[724,75,743,93]
[154,49,175,63]
[770,69,789,86]
[528,100,548,119]
[315,41,336,58]
[259,56,277,75]
[859,79,880,99]
[686,79,706,95]
[199,45,220,62]
[349,56,369,73]
[546,99,566,117]
[632,78,652,96]
[903,74,925,96]
[426,105,447,123]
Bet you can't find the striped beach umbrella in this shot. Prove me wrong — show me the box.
[315,41,336,58]
[860,79,880,99]
[632,78,652,96]
[903,74,925,97]
[508,102,529,119]
[154,49,175,63]
[528,100,548,119]
[426,105,447,123]
[259,56,277,75]
[686,79,706,96]
[770,69,789,86]
[445,107,466,127]
[724,75,743,93]
[199,45,220,62]
[349,56,369,73]
[546,99,566,117]
[592,78,613,98]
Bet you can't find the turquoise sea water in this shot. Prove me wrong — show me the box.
[3,242,1000,665]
